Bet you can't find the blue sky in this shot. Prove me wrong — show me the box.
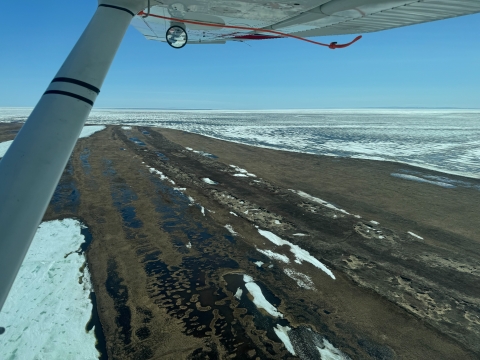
[1,1,479,109]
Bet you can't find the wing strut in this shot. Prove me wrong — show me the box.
[0,0,147,311]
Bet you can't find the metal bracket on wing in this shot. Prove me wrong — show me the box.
[142,0,150,18]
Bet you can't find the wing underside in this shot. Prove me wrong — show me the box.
[131,0,480,44]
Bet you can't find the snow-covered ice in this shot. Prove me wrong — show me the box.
[290,189,350,215]
[79,125,106,138]
[258,229,335,279]
[202,177,218,184]
[256,248,290,263]
[5,108,479,179]
[0,139,13,157]
[243,275,283,318]
[0,219,99,359]
[274,325,295,355]
[408,231,424,240]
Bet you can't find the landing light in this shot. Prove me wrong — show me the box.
[166,26,188,49]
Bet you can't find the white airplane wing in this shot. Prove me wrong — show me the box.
[131,0,480,46]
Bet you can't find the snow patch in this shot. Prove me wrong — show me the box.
[408,231,424,240]
[256,248,290,263]
[283,268,315,290]
[149,167,171,182]
[254,261,264,268]
[230,164,256,177]
[121,126,132,130]
[186,242,192,248]
[234,287,243,300]
[370,220,379,225]
[317,338,351,360]
[230,211,238,216]
[225,224,237,236]
[274,325,295,355]
[243,275,283,318]
[79,125,106,138]
[290,189,350,215]
[293,233,307,236]
[202,177,218,185]
[258,229,335,279]
[391,173,456,188]
[0,219,99,359]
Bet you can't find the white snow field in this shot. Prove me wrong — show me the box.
[0,219,99,359]
[0,126,104,159]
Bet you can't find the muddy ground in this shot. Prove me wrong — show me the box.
[1,123,479,359]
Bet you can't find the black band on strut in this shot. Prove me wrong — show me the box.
[98,4,135,16]
[44,90,94,106]
[51,77,100,94]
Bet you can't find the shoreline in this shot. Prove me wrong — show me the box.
[155,129,480,180]
[1,120,478,180]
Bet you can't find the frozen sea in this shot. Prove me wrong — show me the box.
[1,107,479,179]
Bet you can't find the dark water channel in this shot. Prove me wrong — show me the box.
[142,170,290,357]
[50,159,79,213]
[100,158,295,357]
[103,159,143,236]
